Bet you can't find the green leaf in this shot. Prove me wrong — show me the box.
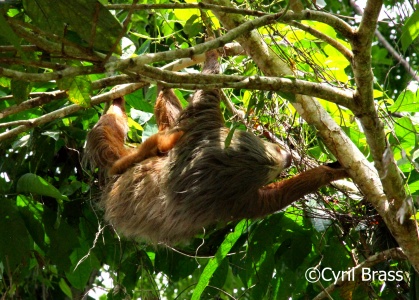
[66,242,100,290]
[408,171,419,195]
[155,248,197,281]
[245,214,290,299]
[401,9,419,52]
[22,0,122,54]
[394,117,417,156]
[191,219,247,300]
[11,80,31,104]
[0,199,32,269]
[17,196,46,250]
[224,123,239,148]
[59,278,73,298]
[130,108,154,125]
[388,89,419,113]
[16,173,69,202]
[184,15,204,38]
[42,207,79,271]
[0,12,26,60]
[58,76,92,107]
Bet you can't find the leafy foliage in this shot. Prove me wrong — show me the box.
[0,0,418,299]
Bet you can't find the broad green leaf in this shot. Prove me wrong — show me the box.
[173,7,200,22]
[17,195,46,250]
[408,169,419,195]
[388,89,419,113]
[0,76,10,88]
[394,117,417,156]
[322,233,351,271]
[127,117,144,132]
[59,181,82,196]
[246,214,307,298]
[323,44,350,83]
[130,108,154,125]
[191,219,247,300]
[401,9,419,52]
[17,173,69,202]
[58,76,92,107]
[22,0,122,54]
[184,15,204,38]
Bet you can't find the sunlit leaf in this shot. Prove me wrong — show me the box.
[389,89,419,113]
[59,279,73,298]
[58,76,92,107]
[191,220,247,300]
[401,9,419,52]
[17,173,69,202]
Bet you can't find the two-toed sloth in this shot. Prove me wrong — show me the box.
[85,49,348,245]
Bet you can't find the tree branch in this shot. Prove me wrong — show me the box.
[0,65,104,82]
[349,0,419,81]
[289,21,353,61]
[351,0,408,214]
[136,64,353,107]
[0,83,145,142]
[0,43,241,122]
[106,3,267,17]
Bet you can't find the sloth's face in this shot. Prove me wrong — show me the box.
[262,140,292,181]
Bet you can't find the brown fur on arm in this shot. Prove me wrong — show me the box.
[109,129,183,175]
[84,97,133,173]
[86,85,184,177]
[109,86,183,175]
[245,164,349,219]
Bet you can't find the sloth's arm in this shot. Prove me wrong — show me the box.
[245,164,349,219]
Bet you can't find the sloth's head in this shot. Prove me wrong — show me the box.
[261,140,292,181]
[225,130,292,184]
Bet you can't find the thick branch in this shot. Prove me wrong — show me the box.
[351,1,407,207]
[349,0,419,82]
